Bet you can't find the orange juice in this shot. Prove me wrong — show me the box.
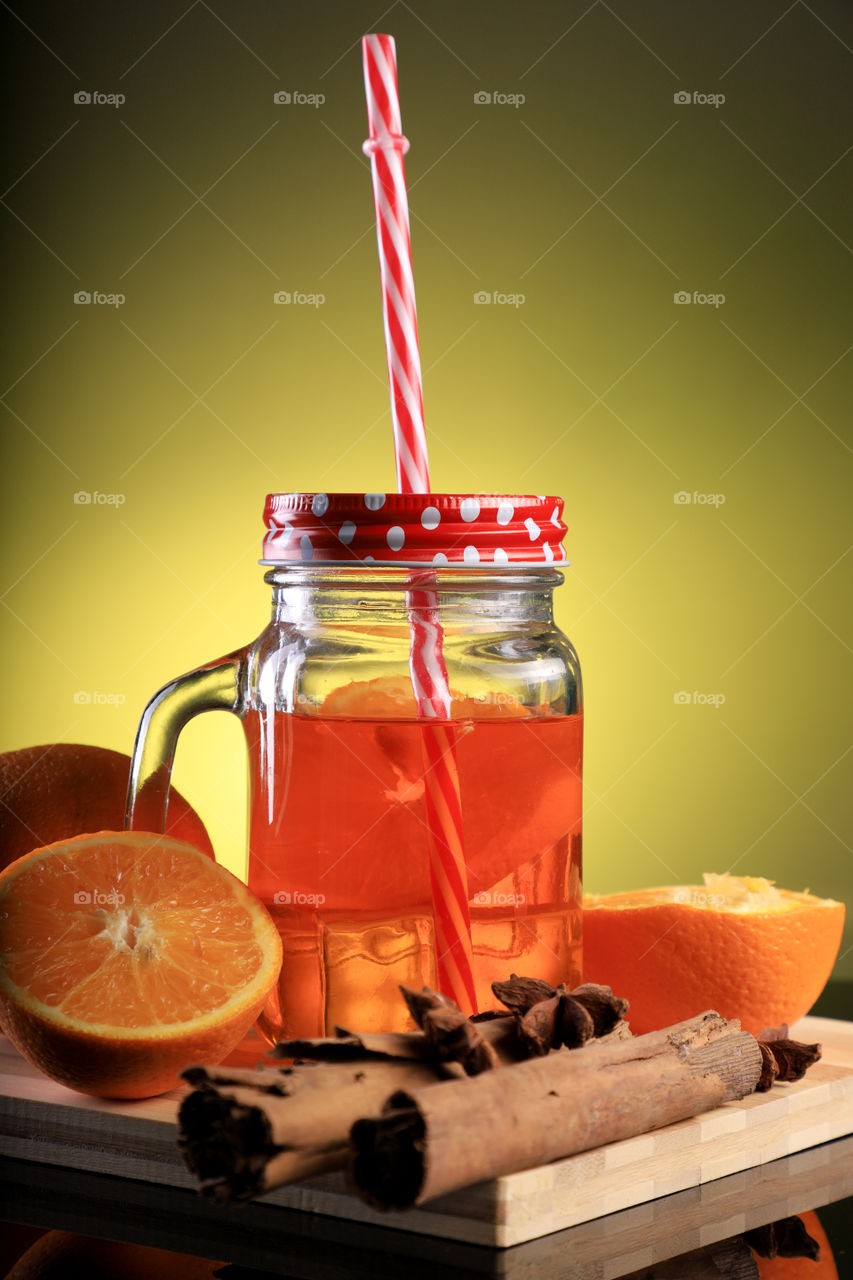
[245,709,583,1038]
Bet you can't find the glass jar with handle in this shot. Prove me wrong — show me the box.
[127,492,583,1041]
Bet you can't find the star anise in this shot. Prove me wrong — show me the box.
[491,975,629,1055]
[756,1042,780,1091]
[399,986,499,1075]
[745,1214,821,1261]
[754,1037,821,1092]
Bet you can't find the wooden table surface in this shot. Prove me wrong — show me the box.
[2,1016,853,1253]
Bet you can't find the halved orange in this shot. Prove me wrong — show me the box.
[583,874,845,1035]
[0,832,281,1098]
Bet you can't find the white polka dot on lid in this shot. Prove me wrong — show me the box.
[496,501,514,526]
[524,517,541,541]
[460,497,480,522]
[550,505,561,527]
[493,547,509,564]
[421,505,441,530]
[543,542,554,562]
[432,552,449,566]
[311,493,329,517]
[300,535,314,560]
[463,545,480,564]
[338,521,356,545]
[386,525,405,551]
[364,493,386,510]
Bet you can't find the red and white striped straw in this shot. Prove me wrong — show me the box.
[407,571,477,1012]
[362,33,477,1013]
[361,33,429,495]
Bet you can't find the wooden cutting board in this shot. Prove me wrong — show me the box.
[2,1015,853,1248]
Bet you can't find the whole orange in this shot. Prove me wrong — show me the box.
[583,875,844,1035]
[0,743,214,869]
[0,831,282,1097]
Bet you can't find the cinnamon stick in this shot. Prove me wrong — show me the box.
[350,1012,764,1209]
[178,981,629,1201]
[179,1056,445,1201]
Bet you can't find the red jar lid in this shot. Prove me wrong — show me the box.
[261,493,568,567]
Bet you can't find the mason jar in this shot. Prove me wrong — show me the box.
[127,493,583,1041]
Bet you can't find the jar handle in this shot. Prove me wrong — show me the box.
[125,650,245,839]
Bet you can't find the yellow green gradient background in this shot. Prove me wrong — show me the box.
[2,2,852,976]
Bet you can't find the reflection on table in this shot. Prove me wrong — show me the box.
[2,1133,852,1278]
